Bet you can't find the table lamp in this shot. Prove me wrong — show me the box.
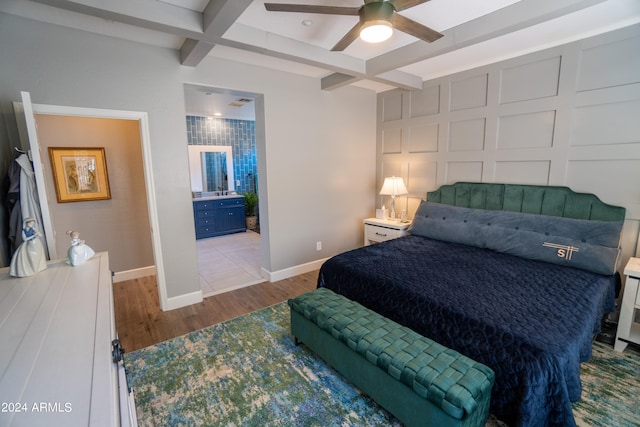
[379,176,408,220]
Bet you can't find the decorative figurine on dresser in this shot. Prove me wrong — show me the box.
[66,230,96,266]
[9,217,47,277]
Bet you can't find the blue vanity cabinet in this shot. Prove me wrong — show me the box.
[193,200,217,239]
[193,196,246,239]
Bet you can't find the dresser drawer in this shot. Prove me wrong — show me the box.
[196,225,217,239]
[196,217,217,238]
[0,253,134,426]
[193,200,214,211]
[365,224,403,243]
[363,218,411,246]
[195,208,216,219]
[215,197,245,208]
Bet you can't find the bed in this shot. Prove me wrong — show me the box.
[318,182,625,427]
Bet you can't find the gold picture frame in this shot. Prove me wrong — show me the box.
[48,147,111,203]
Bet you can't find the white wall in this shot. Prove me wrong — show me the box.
[377,24,640,268]
[0,13,376,306]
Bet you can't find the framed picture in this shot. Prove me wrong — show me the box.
[48,147,111,203]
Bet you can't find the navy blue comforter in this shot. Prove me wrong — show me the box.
[318,235,615,427]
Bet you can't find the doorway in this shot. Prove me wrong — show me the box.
[183,84,264,296]
[14,94,168,306]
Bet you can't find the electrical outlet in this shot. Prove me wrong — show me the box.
[316,241,322,251]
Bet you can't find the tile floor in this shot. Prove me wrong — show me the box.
[196,230,264,297]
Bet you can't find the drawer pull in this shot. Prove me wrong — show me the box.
[375,232,388,237]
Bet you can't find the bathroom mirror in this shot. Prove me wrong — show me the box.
[203,152,227,192]
[188,145,235,193]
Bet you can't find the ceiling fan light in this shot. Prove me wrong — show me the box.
[360,21,393,43]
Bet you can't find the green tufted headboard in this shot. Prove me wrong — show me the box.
[426,182,625,222]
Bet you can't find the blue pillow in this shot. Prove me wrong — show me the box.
[409,202,623,275]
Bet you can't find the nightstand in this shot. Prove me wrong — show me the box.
[615,257,640,352]
[363,218,411,246]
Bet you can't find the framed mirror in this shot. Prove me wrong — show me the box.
[187,145,235,193]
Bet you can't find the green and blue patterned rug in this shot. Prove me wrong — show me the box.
[125,302,640,426]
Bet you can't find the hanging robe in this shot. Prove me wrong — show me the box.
[5,152,23,254]
[15,154,49,260]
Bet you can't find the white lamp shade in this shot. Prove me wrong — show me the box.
[379,176,408,196]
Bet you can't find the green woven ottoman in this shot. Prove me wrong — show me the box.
[288,288,494,427]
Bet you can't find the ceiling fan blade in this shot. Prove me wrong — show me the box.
[389,0,430,12]
[392,13,443,43]
[264,4,359,15]
[331,21,363,52]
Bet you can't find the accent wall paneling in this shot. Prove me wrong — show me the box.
[410,85,440,118]
[499,56,561,104]
[381,127,402,154]
[575,33,640,92]
[571,100,640,146]
[450,73,488,111]
[408,123,438,153]
[376,24,640,258]
[449,118,485,152]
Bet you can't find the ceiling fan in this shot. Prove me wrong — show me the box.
[264,0,444,51]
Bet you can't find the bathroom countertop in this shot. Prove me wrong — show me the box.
[193,193,244,201]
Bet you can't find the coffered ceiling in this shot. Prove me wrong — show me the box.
[2,0,639,117]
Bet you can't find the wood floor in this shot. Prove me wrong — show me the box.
[113,271,318,352]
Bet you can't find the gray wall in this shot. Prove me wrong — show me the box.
[0,13,376,305]
[377,24,640,267]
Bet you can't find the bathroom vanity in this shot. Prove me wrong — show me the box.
[193,194,246,239]
[188,145,248,239]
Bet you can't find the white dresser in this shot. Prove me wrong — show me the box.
[0,252,136,427]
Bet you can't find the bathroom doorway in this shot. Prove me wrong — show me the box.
[183,84,264,296]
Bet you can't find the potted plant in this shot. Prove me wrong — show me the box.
[244,191,258,230]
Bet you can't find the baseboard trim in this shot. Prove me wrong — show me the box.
[164,290,203,311]
[263,257,329,282]
[114,257,324,310]
[112,265,156,283]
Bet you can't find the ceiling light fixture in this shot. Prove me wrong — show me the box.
[360,21,393,43]
[358,1,394,44]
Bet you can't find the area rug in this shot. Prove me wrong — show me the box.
[125,302,640,427]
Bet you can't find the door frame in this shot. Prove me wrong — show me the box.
[15,94,169,308]
[183,83,269,279]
